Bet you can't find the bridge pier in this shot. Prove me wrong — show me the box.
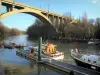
[6,5,13,12]
[61,18,63,25]
[54,17,58,29]
[57,17,60,29]
[49,15,54,25]
[62,18,64,25]
[47,12,49,18]
[53,16,57,28]
[53,16,56,26]
[52,15,55,24]
[59,18,61,25]
[60,18,64,28]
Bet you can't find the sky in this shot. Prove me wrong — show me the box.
[1,0,100,31]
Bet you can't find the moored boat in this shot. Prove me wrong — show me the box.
[0,43,4,48]
[14,44,24,48]
[4,44,14,49]
[29,44,64,61]
[70,49,100,72]
[88,38,100,45]
[3,42,25,49]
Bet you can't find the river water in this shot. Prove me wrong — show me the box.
[0,35,100,75]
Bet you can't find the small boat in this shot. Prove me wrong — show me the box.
[70,49,100,72]
[4,44,14,49]
[88,38,100,45]
[3,42,25,49]
[14,44,24,48]
[0,42,4,48]
[30,44,64,61]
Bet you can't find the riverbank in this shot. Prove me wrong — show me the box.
[27,36,90,44]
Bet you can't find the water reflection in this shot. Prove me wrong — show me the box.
[0,47,65,74]
[25,62,64,75]
[0,35,100,75]
[29,62,36,68]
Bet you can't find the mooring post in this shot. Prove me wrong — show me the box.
[70,70,74,75]
[38,37,42,61]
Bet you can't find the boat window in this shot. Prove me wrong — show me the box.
[42,50,44,53]
[93,61,96,63]
[88,59,90,62]
[49,49,51,53]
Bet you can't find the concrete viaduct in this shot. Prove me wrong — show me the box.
[0,0,69,32]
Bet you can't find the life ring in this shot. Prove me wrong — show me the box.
[46,47,54,54]
[45,44,56,54]
[46,47,56,54]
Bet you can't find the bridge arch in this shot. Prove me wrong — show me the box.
[0,8,53,26]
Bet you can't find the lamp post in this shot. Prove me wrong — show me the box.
[40,4,41,8]
[47,4,50,18]
[12,0,15,10]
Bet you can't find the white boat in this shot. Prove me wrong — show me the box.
[70,49,100,72]
[30,44,64,61]
[88,38,100,45]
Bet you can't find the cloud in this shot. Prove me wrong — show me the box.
[92,0,97,3]
[90,0,100,4]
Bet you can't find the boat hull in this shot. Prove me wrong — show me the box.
[88,42,100,45]
[31,45,64,61]
[52,55,64,60]
[72,55,100,72]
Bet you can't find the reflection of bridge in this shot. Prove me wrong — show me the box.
[0,0,68,31]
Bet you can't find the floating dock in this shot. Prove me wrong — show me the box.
[16,50,100,75]
[16,50,38,61]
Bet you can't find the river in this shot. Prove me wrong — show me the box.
[0,35,100,75]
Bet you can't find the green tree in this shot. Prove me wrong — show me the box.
[27,19,57,40]
[10,28,21,35]
[95,18,100,39]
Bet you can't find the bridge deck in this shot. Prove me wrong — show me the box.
[16,50,100,75]
[1,0,66,18]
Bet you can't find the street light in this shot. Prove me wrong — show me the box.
[40,4,41,8]
[47,4,50,18]
[12,0,15,10]
[48,4,50,13]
